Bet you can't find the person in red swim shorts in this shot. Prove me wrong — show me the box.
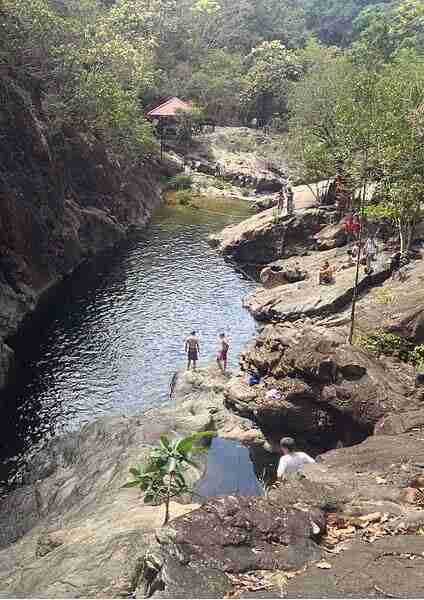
[216,333,229,373]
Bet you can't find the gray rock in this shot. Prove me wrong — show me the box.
[0,342,15,389]
[285,535,424,598]
[225,324,415,450]
[0,366,264,598]
[209,208,330,264]
[314,221,347,250]
[244,246,393,322]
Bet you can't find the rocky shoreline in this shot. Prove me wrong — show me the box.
[2,127,424,598]
[0,98,181,390]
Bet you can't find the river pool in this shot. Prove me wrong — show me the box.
[0,198,258,487]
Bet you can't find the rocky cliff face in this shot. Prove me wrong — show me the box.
[0,73,178,388]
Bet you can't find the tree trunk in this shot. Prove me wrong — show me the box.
[348,183,366,345]
[399,222,406,255]
[163,472,173,526]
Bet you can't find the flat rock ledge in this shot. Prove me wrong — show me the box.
[0,366,261,598]
[243,246,393,322]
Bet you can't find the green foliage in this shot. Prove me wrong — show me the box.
[175,189,194,205]
[124,431,215,524]
[164,174,193,191]
[410,344,424,370]
[352,0,424,64]
[1,0,154,163]
[241,40,302,125]
[357,336,424,370]
[288,48,424,252]
[356,329,410,360]
[302,0,393,47]
[175,105,205,146]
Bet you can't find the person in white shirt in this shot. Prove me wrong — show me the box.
[277,437,316,479]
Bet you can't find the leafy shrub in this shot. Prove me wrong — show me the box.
[124,431,214,524]
[410,344,424,370]
[356,329,408,358]
[175,189,193,206]
[165,174,193,191]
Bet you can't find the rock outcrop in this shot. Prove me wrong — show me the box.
[209,208,330,264]
[0,367,245,597]
[285,535,424,599]
[143,496,323,598]
[225,324,418,453]
[0,73,180,389]
[243,246,393,322]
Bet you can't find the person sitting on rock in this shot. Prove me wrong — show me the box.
[319,260,336,284]
[277,437,315,480]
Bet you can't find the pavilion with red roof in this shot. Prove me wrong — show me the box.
[146,97,192,119]
[147,97,214,157]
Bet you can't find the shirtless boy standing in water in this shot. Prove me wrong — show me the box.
[216,333,229,373]
[185,331,200,370]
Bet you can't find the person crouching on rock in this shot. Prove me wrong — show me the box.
[185,331,200,371]
[216,333,229,373]
[277,437,315,480]
[319,260,336,284]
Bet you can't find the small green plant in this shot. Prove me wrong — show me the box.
[124,431,214,524]
[175,189,194,206]
[410,344,424,370]
[356,329,410,359]
[165,174,193,191]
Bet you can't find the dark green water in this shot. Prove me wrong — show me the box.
[0,200,258,486]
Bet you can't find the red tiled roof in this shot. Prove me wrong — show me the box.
[147,97,192,117]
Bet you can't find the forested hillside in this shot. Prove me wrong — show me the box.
[1,0,424,259]
[3,0,423,135]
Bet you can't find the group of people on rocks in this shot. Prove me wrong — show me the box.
[184,331,229,373]
[319,213,381,285]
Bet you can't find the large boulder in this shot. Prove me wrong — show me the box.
[209,208,330,264]
[260,261,307,286]
[225,324,415,451]
[314,221,346,250]
[141,496,323,598]
[268,427,424,520]
[255,177,282,193]
[244,246,393,322]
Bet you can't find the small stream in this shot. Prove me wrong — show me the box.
[0,198,258,487]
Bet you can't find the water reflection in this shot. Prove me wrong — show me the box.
[193,437,264,502]
[0,200,258,486]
